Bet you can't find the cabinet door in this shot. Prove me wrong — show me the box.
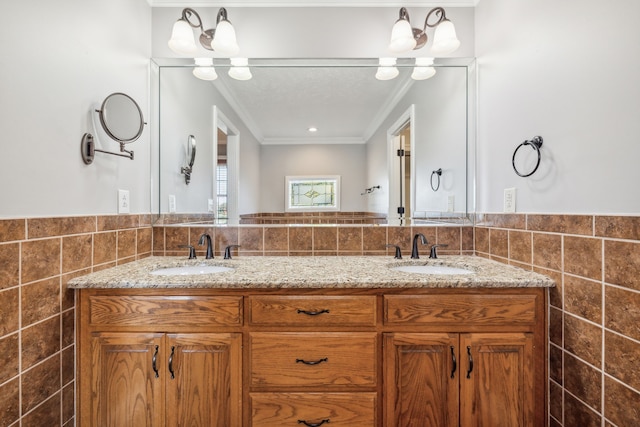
[90,332,164,427]
[166,333,243,427]
[460,333,534,427]
[384,333,459,427]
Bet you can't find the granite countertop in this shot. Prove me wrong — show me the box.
[67,256,555,289]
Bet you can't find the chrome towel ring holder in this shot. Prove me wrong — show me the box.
[430,168,442,191]
[512,136,543,177]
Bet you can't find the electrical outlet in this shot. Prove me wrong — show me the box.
[208,199,215,213]
[447,195,455,213]
[118,189,130,214]
[168,195,176,213]
[504,188,516,213]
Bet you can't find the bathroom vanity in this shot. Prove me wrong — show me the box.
[69,256,553,427]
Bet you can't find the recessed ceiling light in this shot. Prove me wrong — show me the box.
[308,127,318,132]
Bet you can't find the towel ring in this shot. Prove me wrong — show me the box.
[512,136,543,177]
[430,168,442,191]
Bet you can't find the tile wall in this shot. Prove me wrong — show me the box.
[0,215,152,427]
[152,224,475,258]
[475,213,640,426]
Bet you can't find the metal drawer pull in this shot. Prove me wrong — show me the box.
[152,345,159,378]
[168,346,175,379]
[466,346,473,379]
[297,309,330,316]
[450,346,457,379]
[298,419,330,426]
[296,357,328,366]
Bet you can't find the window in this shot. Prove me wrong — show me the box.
[217,163,228,222]
[285,176,340,212]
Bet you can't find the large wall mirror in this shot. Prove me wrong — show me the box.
[150,57,475,226]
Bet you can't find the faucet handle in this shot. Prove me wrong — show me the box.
[224,245,241,260]
[178,245,197,259]
[429,244,449,259]
[385,244,403,259]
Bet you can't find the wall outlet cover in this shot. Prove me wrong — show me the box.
[118,189,130,214]
[504,188,516,213]
[447,195,455,212]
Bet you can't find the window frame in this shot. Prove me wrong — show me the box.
[284,175,341,212]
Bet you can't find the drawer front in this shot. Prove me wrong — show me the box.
[251,392,377,427]
[385,294,538,326]
[89,295,243,327]
[249,296,376,326]
[250,333,377,387]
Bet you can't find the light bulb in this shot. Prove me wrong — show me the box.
[212,19,240,56]
[168,19,197,55]
[376,58,399,81]
[431,19,460,55]
[193,58,218,81]
[229,58,252,80]
[412,57,436,80]
[388,19,417,53]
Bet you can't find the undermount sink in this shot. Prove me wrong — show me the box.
[390,265,474,275]
[150,265,234,276]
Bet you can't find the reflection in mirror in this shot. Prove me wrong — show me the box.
[151,58,475,225]
[180,135,196,184]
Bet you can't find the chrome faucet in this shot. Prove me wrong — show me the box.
[411,233,428,259]
[198,233,214,259]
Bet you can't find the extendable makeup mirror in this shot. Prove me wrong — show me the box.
[81,92,146,164]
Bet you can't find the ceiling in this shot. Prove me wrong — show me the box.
[210,62,416,144]
[148,0,478,7]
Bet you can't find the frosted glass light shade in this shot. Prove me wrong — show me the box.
[212,20,239,56]
[168,19,197,55]
[412,57,436,80]
[431,19,460,55]
[375,57,399,81]
[229,57,252,80]
[388,19,416,53]
[193,58,218,81]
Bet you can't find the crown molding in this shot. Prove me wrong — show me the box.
[148,0,479,7]
[261,137,366,145]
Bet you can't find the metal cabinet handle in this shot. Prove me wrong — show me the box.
[297,309,330,316]
[296,357,328,366]
[466,346,473,379]
[450,346,457,379]
[168,346,175,379]
[152,345,159,378]
[298,419,330,426]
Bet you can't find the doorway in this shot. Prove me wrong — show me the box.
[213,106,239,224]
[387,105,415,225]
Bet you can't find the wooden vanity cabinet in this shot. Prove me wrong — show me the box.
[78,291,243,427]
[77,287,546,427]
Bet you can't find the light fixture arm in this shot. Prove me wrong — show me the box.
[423,7,448,30]
[216,8,229,25]
[180,7,204,32]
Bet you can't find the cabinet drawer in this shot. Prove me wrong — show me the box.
[385,294,538,326]
[251,392,377,426]
[250,333,377,387]
[249,296,376,326]
[89,295,242,327]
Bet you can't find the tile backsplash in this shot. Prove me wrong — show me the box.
[0,215,152,427]
[2,213,638,426]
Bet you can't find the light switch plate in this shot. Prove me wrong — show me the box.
[447,195,455,212]
[168,195,176,213]
[118,189,130,214]
[504,188,516,213]
[208,199,215,213]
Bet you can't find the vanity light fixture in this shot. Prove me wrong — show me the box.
[168,7,239,56]
[388,7,460,55]
[375,57,399,81]
[228,57,252,80]
[192,58,218,80]
[411,57,436,80]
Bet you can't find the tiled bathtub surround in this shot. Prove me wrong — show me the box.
[0,215,152,427]
[475,213,640,427]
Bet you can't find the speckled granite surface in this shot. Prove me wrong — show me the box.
[67,256,555,289]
